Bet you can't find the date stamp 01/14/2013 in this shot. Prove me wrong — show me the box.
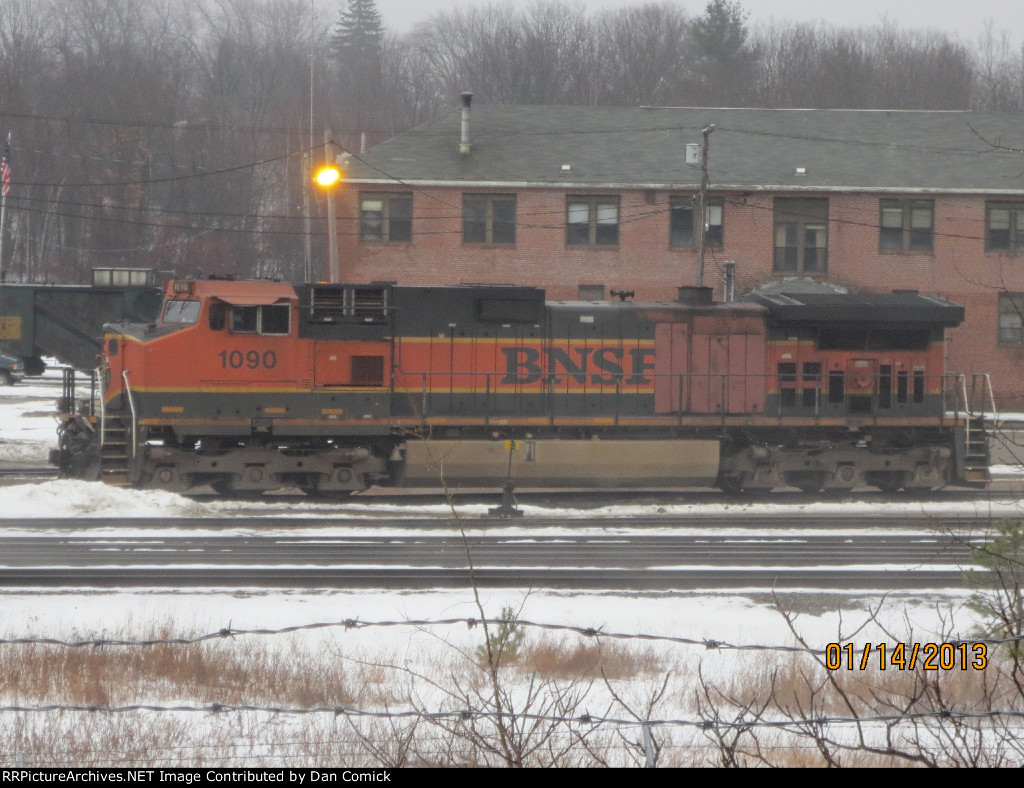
[825,643,989,671]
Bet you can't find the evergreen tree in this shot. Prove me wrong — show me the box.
[331,0,385,129]
[332,0,383,66]
[965,519,1024,659]
[692,0,749,62]
[690,0,754,104]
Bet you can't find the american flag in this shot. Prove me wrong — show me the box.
[0,140,10,198]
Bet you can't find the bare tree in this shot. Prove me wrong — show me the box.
[592,3,694,106]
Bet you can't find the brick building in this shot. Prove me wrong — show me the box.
[334,104,1024,406]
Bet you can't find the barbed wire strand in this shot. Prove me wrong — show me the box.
[0,616,1016,654]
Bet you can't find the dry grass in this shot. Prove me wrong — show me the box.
[3,624,1024,767]
[714,651,1024,718]
[519,636,671,679]
[1,638,357,708]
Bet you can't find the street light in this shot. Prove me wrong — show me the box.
[314,163,341,283]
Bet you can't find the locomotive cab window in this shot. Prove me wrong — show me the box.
[261,304,290,335]
[163,299,200,325]
[209,303,226,331]
[229,303,290,336]
[231,306,258,333]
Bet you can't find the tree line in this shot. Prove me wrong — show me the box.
[0,0,1022,283]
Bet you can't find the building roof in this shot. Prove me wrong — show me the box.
[342,105,1024,194]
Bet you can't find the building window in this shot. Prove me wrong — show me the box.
[670,197,723,248]
[880,199,934,252]
[566,197,619,246]
[998,293,1024,344]
[987,203,1024,252]
[463,194,516,244]
[774,198,828,273]
[359,193,412,242]
[578,284,605,300]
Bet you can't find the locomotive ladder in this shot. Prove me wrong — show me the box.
[962,373,998,484]
[97,370,137,487]
[99,418,132,487]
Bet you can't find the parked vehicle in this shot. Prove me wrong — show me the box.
[0,352,24,385]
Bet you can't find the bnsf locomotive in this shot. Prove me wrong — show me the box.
[52,278,991,494]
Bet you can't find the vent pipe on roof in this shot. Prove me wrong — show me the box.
[722,261,736,303]
[459,92,473,155]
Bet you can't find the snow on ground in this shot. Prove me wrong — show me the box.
[0,364,1018,663]
[2,367,1023,766]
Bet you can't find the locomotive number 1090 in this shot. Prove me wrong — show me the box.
[217,349,278,370]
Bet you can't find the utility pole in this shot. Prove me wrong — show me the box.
[323,130,340,284]
[303,0,314,283]
[696,123,715,289]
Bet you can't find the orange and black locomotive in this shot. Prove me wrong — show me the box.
[53,277,991,494]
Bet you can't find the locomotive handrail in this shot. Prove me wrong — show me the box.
[97,367,106,450]
[960,374,969,424]
[401,368,957,421]
[122,370,138,459]
[976,373,1000,429]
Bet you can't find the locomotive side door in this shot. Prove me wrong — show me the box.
[654,323,689,413]
[846,358,876,414]
[689,316,731,414]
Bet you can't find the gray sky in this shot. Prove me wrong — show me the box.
[373,0,1024,46]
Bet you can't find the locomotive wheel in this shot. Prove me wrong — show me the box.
[864,470,909,493]
[787,471,830,493]
[715,474,747,495]
[299,480,321,497]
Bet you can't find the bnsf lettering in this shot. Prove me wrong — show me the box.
[218,349,278,370]
[500,346,655,386]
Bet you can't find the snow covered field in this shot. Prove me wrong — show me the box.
[0,366,1022,766]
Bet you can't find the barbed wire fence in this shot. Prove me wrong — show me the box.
[3,613,1024,767]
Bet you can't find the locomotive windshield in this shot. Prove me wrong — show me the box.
[162,299,200,324]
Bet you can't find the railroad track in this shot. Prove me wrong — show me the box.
[0,526,992,590]
[0,511,1008,530]
[0,566,974,590]
[0,466,58,482]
